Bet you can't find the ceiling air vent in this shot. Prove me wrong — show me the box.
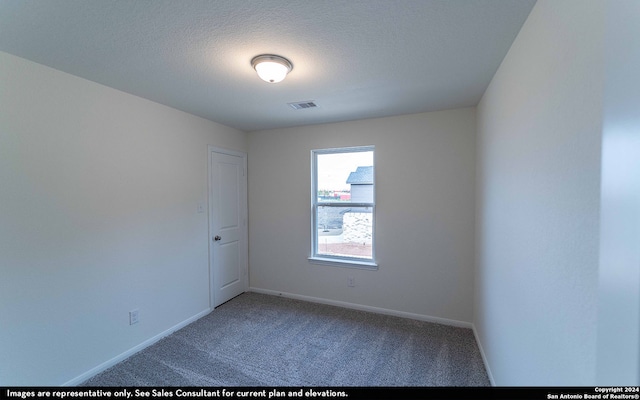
[288,101,318,110]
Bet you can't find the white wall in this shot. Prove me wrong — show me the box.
[597,0,640,384]
[475,0,605,385]
[248,108,476,324]
[0,51,247,385]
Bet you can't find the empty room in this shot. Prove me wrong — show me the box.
[1,0,638,389]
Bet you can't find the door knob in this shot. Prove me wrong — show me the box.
[214,235,222,241]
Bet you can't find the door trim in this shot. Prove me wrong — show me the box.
[208,145,248,309]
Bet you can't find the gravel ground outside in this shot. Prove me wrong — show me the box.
[318,242,372,258]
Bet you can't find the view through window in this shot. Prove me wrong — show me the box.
[311,146,375,265]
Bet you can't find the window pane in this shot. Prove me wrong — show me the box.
[316,205,373,259]
[317,151,373,203]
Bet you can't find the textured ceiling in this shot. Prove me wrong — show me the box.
[0,0,536,132]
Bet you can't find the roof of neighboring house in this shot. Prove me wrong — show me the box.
[346,166,373,185]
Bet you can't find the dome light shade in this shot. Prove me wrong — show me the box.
[251,54,293,83]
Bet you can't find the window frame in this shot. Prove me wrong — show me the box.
[309,145,377,269]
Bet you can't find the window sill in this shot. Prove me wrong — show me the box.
[308,256,378,270]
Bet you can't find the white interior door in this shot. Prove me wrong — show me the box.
[209,147,248,308]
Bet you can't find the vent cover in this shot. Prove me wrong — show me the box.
[288,101,317,110]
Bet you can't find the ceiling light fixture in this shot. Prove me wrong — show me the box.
[251,54,293,83]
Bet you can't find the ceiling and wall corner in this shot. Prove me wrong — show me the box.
[0,0,536,132]
[2,0,638,389]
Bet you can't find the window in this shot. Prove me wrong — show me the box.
[310,146,376,268]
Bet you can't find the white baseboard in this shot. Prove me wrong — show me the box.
[248,287,473,329]
[471,324,496,386]
[63,308,212,386]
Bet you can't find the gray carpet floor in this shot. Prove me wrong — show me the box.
[80,292,490,387]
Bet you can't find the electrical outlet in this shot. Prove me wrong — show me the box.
[129,309,139,325]
[348,277,355,287]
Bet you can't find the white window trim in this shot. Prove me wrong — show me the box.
[309,145,377,269]
[308,256,378,269]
